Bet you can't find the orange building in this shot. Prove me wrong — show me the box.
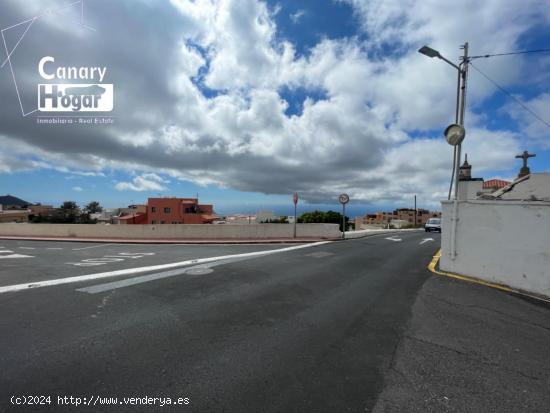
[146,197,217,224]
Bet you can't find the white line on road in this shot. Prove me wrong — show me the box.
[0,241,331,294]
[420,238,434,245]
[77,257,248,294]
[19,247,36,250]
[385,237,402,242]
[0,253,34,259]
[46,248,63,250]
[72,243,113,251]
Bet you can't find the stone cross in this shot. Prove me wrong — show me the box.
[515,151,536,178]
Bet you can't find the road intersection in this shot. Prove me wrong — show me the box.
[1,231,549,412]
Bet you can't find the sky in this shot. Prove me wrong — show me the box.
[0,0,549,216]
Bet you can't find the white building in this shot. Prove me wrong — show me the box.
[255,210,276,223]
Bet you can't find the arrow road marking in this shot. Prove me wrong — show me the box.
[420,238,434,245]
[385,237,402,242]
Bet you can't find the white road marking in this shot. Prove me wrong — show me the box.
[0,253,34,259]
[385,237,402,242]
[19,247,36,250]
[420,238,435,245]
[46,247,63,250]
[72,243,113,251]
[67,252,156,267]
[0,241,330,294]
[76,258,244,294]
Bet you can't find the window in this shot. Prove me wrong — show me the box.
[164,207,171,213]
[160,220,165,224]
[151,220,156,224]
[151,207,156,213]
[171,221,177,224]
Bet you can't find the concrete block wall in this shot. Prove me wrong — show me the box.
[440,200,550,298]
[0,223,340,240]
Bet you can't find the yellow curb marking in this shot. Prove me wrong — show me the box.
[427,249,550,304]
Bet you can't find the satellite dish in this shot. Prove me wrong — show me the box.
[444,124,466,146]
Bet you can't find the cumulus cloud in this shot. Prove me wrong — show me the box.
[0,0,547,206]
[115,173,169,192]
[72,186,83,192]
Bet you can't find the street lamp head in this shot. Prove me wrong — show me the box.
[444,124,466,146]
[418,45,440,58]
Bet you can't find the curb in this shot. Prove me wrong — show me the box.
[427,249,550,304]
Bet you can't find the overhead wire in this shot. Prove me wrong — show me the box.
[469,61,550,130]
[469,48,550,60]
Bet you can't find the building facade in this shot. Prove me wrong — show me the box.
[146,198,217,224]
[356,208,441,229]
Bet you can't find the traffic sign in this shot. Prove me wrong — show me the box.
[293,192,299,205]
[338,193,349,205]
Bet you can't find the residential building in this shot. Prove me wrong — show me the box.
[224,214,256,224]
[29,204,61,219]
[146,198,217,224]
[355,208,441,229]
[90,208,120,224]
[255,210,276,223]
[115,212,148,225]
[0,207,29,223]
[481,179,511,194]
[0,195,31,223]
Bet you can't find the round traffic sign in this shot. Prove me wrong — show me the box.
[293,192,299,205]
[338,193,350,204]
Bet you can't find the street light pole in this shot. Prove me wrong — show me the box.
[454,42,469,201]
[419,43,469,200]
[419,42,470,260]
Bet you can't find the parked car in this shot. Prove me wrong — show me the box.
[425,218,441,232]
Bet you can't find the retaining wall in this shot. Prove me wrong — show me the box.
[0,223,340,240]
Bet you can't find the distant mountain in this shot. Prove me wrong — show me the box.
[0,195,32,207]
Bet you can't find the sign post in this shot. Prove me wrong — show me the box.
[293,192,299,239]
[338,193,350,239]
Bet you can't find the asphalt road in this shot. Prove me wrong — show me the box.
[0,231,439,412]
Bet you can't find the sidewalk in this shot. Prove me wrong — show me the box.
[373,273,550,412]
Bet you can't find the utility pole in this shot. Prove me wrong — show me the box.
[419,42,470,260]
[414,195,417,228]
[293,192,298,239]
[454,42,469,201]
[449,42,469,259]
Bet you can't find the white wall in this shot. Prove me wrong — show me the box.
[458,180,483,200]
[440,200,550,298]
[0,223,340,240]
